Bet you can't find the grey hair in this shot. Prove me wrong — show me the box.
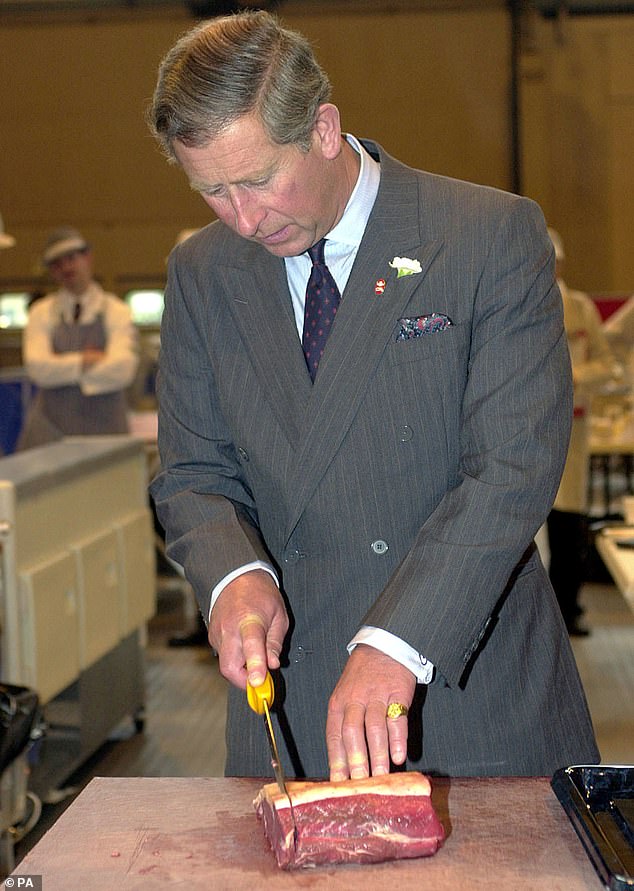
[148,10,332,162]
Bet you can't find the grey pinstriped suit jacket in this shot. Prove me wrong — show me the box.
[151,142,599,778]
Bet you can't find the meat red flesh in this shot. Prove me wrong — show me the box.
[253,771,445,869]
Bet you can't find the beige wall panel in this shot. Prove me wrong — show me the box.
[552,23,612,293]
[282,9,511,188]
[0,13,209,291]
[606,25,634,99]
[518,51,550,216]
[606,25,634,292]
[0,6,511,293]
[520,14,634,293]
[2,7,632,293]
[609,103,634,290]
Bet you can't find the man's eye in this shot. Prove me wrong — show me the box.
[244,174,274,190]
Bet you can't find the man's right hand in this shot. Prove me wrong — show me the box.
[208,569,289,691]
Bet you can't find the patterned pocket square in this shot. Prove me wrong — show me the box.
[396,313,453,341]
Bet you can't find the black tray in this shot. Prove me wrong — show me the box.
[551,765,634,890]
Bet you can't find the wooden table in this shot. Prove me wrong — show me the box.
[6,776,603,890]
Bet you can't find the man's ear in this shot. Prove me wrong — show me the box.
[312,103,343,160]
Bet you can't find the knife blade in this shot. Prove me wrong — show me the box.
[247,671,297,841]
[261,697,289,797]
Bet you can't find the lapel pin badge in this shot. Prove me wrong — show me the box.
[375,278,386,295]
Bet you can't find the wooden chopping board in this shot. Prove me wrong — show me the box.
[10,776,601,890]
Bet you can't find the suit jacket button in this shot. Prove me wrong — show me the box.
[371,539,389,555]
[292,645,312,663]
[285,549,301,565]
[237,447,249,462]
[399,425,413,442]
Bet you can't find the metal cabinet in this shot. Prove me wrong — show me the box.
[0,437,156,869]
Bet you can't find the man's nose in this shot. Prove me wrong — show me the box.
[230,191,265,238]
[56,259,74,276]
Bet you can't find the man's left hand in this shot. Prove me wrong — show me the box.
[325,644,416,781]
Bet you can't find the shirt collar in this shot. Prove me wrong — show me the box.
[325,134,380,250]
[57,282,104,318]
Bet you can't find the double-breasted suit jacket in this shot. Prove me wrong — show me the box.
[151,142,599,777]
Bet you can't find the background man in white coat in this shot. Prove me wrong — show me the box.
[18,227,139,449]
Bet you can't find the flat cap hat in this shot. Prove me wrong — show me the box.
[42,227,89,265]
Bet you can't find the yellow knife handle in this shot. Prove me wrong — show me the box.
[246,670,275,715]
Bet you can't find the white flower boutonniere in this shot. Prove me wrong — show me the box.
[389,256,422,278]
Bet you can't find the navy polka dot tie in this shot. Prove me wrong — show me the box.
[302,238,341,382]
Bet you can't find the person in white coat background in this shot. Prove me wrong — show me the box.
[18,227,139,449]
[546,227,618,636]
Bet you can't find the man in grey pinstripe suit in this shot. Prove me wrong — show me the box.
[149,11,599,779]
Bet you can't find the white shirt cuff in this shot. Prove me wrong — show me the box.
[347,625,435,684]
[208,561,279,623]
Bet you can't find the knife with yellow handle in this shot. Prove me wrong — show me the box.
[246,671,291,800]
[247,671,298,847]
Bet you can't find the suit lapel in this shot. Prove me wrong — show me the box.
[218,245,311,448]
[283,154,443,541]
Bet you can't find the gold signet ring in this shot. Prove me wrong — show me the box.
[386,702,409,719]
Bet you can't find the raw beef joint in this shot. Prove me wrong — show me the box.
[253,770,445,869]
